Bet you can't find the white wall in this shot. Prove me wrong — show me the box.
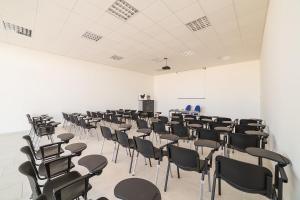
[260,0,300,199]
[0,43,153,134]
[154,60,260,119]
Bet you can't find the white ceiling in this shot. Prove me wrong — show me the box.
[0,0,269,75]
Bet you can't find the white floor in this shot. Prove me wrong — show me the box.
[0,123,272,200]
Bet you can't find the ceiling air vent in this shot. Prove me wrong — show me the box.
[2,21,32,37]
[185,16,211,32]
[82,31,102,41]
[110,55,123,60]
[107,0,138,21]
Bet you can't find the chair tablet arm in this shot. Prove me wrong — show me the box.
[279,166,288,183]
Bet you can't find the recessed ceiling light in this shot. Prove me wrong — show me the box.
[186,16,211,32]
[82,31,102,41]
[107,0,139,21]
[219,56,231,61]
[182,50,194,56]
[110,55,124,60]
[2,21,32,37]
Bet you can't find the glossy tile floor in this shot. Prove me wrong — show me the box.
[0,123,272,200]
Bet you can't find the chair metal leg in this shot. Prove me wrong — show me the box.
[177,166,180,178]
[50,135,54,143]
[100,139,105,154]
[96,130,100,141]
[211,173,217,200]
[129,150,135,174]
[218,177,221,195]
[132,153,139,176]
[115,144,120,163]
[200,173,204,200]
[169,163,173,178]
[164,161,171,192]
[208,170,211,192]
[112,142,117,161]
[155,161,160,185]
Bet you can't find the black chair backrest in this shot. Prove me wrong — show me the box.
[158,116,168,124]
[167,145,199,171]
[215,156,273,198]
[184,114,196,119]
[189,119,203,125]
[152,121,167,133]
[86,111,92,117]
[23,135,36,153]
[20,146,38,168]
[137,119,148,129]
[91,112,98,118]
[133,137,155,158]
[240,119,260,125]
[116,130,130,147]
[54,174,90,200]
[131,113,139,121]
[198,129,220,142]
[172,124,189,138]
[199,115,212,120]
[44,155,73,180]
[216,117,231,124]
[19,161,41,199]
[235,125,259,133]
[26,114,33,124]
[100,126,113,140]
[80,118,87,128]
[229,133,260,152]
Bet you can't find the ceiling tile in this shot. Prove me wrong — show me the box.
[128,14,156,30]
[157,14,183,30]
[162,0,197,12]
[73,0,105,21]
[198,0,232,13]
[125,0,157,11]
[174,2,205,24]
[143,0,173,22]
[0,0,37,28]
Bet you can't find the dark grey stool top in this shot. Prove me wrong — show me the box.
[214,126,232,132]
[65,143,87,154]
[188,124,202,128]
[114,178,161,200]
[78,154,108,173]
[245,130,269,137]
[194,139,220,149]
[160,134,179,142]
[246,147,290,166]
[57,133,74,142]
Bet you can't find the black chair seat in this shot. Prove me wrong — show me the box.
[176,159,205,172]
[36,147,64,160]
[43,171,92,200]
[38,161,75,177]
